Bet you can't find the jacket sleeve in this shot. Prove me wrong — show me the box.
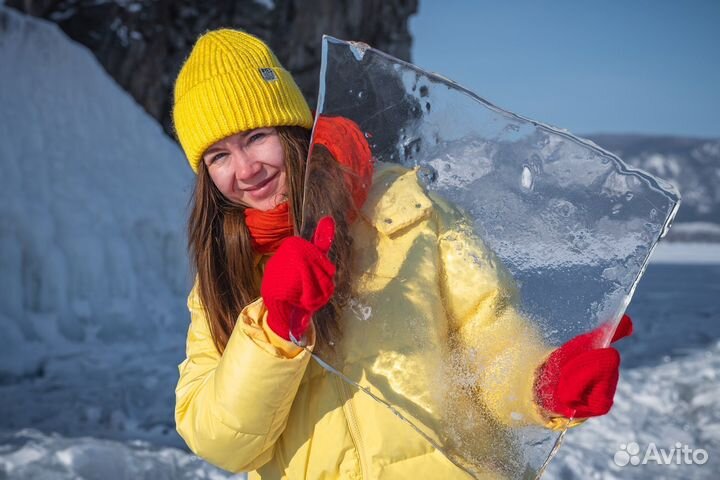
[434,204,584,431]
[174,281,315,472]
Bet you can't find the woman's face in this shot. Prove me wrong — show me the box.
[202,127,287,211]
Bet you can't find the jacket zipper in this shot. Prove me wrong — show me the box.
[334,374,369,479]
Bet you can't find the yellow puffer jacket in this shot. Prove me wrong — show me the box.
[175,163,578,479]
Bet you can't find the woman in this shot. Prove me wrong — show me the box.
[173,29,633,479]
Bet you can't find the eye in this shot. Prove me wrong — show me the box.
[206,152,227,165]
[248,132,266,143]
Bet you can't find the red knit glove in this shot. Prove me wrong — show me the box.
[534,314,633,418]
[261,216,336,341]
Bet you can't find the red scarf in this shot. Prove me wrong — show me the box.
[244,202,294,255]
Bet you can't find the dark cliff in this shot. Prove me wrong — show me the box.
[8,0,417,137]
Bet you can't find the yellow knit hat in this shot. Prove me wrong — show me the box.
[172,29,314,173]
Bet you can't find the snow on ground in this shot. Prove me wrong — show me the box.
[1,6,718,480]
[548,341,720,479]
[0,429,240,480]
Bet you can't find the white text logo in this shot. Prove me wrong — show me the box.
[614,442,708,467]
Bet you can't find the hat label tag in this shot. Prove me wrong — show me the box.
[259,68,277,82]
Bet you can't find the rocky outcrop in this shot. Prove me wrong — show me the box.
[7,0,417,137]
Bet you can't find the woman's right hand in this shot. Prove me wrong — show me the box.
[261,216,337,341]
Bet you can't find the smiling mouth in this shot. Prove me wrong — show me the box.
[243,172,278,192]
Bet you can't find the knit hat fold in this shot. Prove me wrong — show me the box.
[173,29,313,173]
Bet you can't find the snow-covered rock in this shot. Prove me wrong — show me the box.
[0,7,211,474]
[0,5,193,379]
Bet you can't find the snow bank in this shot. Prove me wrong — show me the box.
[0,5,193,378]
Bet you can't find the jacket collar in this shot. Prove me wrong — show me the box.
[359,162,433,237]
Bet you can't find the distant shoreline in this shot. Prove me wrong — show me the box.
[650,242,720,264]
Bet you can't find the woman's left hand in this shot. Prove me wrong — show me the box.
[534,314,634,419]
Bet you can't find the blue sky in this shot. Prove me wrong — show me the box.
[410,0,720,138]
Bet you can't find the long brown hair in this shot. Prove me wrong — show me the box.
[187,126,355,353]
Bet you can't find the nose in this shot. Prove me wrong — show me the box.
[230,150,261,183]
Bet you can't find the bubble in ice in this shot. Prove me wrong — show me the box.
[417,165,438,186]
[357,90,365,100]
[553,199,573,217]
[521,165,533,190]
